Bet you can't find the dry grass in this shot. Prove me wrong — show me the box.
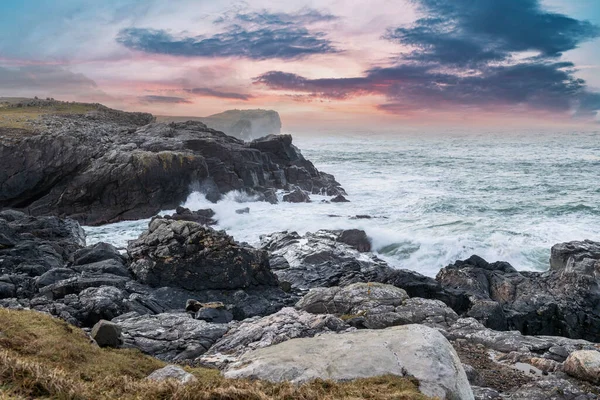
[0,308,432,400]
[0,101,100,132]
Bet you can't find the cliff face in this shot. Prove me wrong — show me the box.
[159,109,282,141]
[0,104,342,225]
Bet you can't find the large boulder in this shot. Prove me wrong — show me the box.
[224,324,474,400]
[201,307,349,364]
[91,319,122,348]
[436,244,600,341]
[563,350,600,384]
[128,218,279,291]
[113,312,228,361]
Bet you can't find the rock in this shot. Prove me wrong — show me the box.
[1,106,342,225]
[563,350,600,384]
[113,312,228,361]
[72,242,126,266]
[201,308,350,362]
[164,207,216,226]
[91,319,122,348]
[437,246,600,341]
[195,307,233,324]
[147,365,197,385]
[282,188,311,203]
[235,207,250,214]
[192,109,281,141]
[224,324,474,400]
[296,282,410,329]
[330,194,350,203]
[128,219,279,291]
[261,230,462,309]
[338,229,371,252]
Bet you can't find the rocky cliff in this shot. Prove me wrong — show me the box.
[158,109,282,141]
[0,102,342,225]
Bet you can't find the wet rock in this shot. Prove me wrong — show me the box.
[338,229,371,252]
[437,246,600,341]
[261,230,462,308]
[114,312,228,361]
[282,188,311,203]
[224,324,474,400]
[330,194,350,203]
[563,350,600,384]
[164,207,217,226]
[73,242,126,266]
[235,207,250,214]
[91,319,122,348]
[147,365,197,385]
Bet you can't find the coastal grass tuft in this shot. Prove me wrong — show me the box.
[0,308,432,399]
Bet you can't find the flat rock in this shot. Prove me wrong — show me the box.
[224,324,474,400]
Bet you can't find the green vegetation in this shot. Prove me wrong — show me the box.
[0,308,431,400]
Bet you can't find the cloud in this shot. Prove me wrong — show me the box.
[139,95,191,104]
[116,8,339,60]
[216,8,337,26]
[184,87,252,100]
[0,65,102,98]
[385,0,600,67]
[256,0,600,121]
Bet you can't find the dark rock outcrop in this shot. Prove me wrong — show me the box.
[282,188,311,203]
[436,242,600,341]
[128,218,279,291]
[163,206,216,225]
[0,108,343,225]
[260,230,464,309]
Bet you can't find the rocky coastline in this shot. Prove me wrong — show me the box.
[1,103,600,399]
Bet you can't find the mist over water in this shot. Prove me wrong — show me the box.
[85,129,600,277]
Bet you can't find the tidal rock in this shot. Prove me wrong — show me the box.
[563,350,600,384]
[235,207,250,214]
[437,247,600,341]
[201,307,350,361]
[224,324,474,400]
[330,194,350,203]
[114,312,228,361]
[338,229,371,252]
[282,188,311,203]
[147,365,197,385]
[128,219,279,291]
[164,207,216,226]
[261,230,462,308]
[91,319,122,348]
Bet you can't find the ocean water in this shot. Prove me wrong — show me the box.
[85,129,600,277]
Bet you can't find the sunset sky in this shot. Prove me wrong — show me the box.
[1,0,599,130]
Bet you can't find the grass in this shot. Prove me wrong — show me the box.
[0,308,433,400]
[0,100,101,133]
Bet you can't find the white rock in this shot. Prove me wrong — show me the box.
[224,324,474,400]
[147,365,197,385]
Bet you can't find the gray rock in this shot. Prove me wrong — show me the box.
[224,324,474,400]
[201,307,350,362]
[261,230,460,307]
[235,207,250,214]
[282,188,311,203]
[295,282,410,329]
[563,350,600,384]
[195,307,233,324]
[128,218,279,291]
[338,229,370,252]
[91,319,122,348]
[330,194,350,203]
[114,312,228,361]
[147,365,197,385]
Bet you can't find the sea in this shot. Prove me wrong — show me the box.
[85,129,600,277]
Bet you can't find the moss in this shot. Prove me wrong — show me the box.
[340,311,367,321]
[0,101,101,133]
[0,308,432,400]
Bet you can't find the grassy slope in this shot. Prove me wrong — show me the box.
[0,308,432,400]
[0,99,101,133]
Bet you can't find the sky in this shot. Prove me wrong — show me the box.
[0,0,599,131]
